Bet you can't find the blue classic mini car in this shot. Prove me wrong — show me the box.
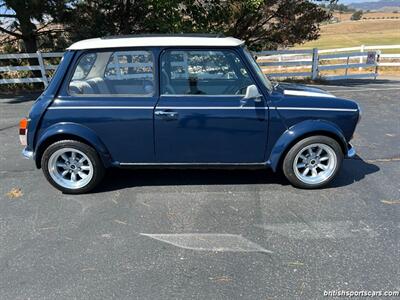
[20,35,361,193]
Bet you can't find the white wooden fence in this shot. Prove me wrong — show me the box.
[256,48,319,79]
[0,51,63,87]
[255,44,400,80]
[0,45,399,86]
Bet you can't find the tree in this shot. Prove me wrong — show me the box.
[0,0,70,53]
[65,0,337,51]
[351,10,363,21]
[1,0,338,52]
[191,0,337,50]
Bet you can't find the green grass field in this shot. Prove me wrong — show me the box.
[295,19,400,53]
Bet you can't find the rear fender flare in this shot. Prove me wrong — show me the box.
[35,122,112,168]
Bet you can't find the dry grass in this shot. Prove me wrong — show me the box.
[291,17,400,76]
[261,64,399,78]
[295,19,400,53]
[6,188,23,199]
[333,12,400,22]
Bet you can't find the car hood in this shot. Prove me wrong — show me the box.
[275,82,336,98]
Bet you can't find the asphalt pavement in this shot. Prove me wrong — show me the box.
[0,80,399,299]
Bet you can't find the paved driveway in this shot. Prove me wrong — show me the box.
[0,80,399,299]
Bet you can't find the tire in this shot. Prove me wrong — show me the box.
[41,140,105,194]
[282,135,343,189]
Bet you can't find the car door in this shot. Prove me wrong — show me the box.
[154,48,268,164]
[50,49,157,164]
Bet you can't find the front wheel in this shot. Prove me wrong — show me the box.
[282,136,343,189]
[41,140,105,194]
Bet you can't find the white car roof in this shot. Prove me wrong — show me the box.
[67,35,244,50]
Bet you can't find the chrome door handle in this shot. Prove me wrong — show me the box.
[155,110,179,119]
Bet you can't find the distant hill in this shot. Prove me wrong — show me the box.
[347,0,400,11]
[339,0,379,3]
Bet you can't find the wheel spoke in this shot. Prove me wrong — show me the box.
[78,171,88,179]
[297,162,306,168]
[316,147,323,156]
[299,154,307,161]
[56,162,67,169]
[307,148,314,156]
[70,172,77,182]
[61,170,69,177]
[311,168,318,177]
[302,168,310,176]
[71,151,76,161]
[78,157,86,164]
[318,163,327,170]
[61,154,69,162]
[319,156,329,162]
[80,165,90,171]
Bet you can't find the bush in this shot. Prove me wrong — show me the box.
[351,10,363,21]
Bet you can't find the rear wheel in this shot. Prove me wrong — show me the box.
[41,140,105,194]
[282,136,343,189]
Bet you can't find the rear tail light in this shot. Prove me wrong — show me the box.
[19,118,28,146]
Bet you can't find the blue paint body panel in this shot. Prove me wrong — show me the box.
[154,96,268,163]
[42,97,157,163]
[24,46,361,171]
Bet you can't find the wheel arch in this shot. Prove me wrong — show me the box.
[268,120,347,172]
[34,123,113,169]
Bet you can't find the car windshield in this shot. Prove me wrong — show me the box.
[243,47,273,92]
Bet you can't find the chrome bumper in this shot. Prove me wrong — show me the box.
[346,144,356,158]
[22,148,34,159]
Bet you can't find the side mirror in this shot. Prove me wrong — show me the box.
[244,84,262,101]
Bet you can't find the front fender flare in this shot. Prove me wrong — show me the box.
[267,120,347,171]
[35,122,112,168]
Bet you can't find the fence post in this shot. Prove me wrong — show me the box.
[374,50,381,80]
[311,48,319,80]
[278,54,282,70]
[36,50,48,87]
[359,44,365,71]
[345,55,350,79]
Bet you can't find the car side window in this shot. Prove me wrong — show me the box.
[161,49,254,96]
[68,50,154,96]
[71,53,97,80]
